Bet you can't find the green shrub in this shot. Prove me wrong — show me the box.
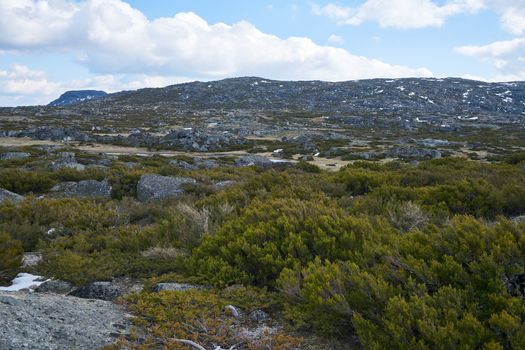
[0,233,24,284]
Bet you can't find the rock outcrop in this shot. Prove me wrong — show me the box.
[0,291,129,350]
[69,281,122,301]
[235,154,274,167]
[50,179,112,198]
[0,152,31,160]
[0,189,23,204]
[136,174,195,202]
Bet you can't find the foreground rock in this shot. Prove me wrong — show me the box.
[69,281,122,301]
[0,188,23,204]
[50,179,112,198]
[0,291,129,350]
[137,174,195,202]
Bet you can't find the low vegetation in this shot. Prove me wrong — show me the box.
[2,146,525,349]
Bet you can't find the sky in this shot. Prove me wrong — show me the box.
[0,0,524,106]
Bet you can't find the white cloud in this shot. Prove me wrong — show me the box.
[312,0,484,29]
[313,0,525,35]
[0,63,195,106]
[0,65,61,105]
[455,37,525,80]
[0,0,432,83]
[490,0,525,35]
[328,34,345,45]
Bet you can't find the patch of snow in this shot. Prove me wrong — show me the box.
[496,90,512,97]
[396,86,405,91]
[503,97,513,103]
[409,92,415,97]
[375,89,384,94]
[0,273,46,292]
[269,159,290,163]
[385,80,395,83]
[420,96,435,104]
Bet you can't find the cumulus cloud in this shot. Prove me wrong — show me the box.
[0,63,194,106]
[0,65,61,105]
[455,37,525,81]
[0,0,432,82]
[313,0,525,34]
[312,0,484,29]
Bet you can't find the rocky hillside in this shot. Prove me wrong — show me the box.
[82,77,525,118]
[48,90,107,107]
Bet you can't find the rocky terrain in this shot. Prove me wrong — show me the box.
[0,291,130,350]
[1,76,525,350]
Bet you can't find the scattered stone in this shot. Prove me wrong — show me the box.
[249,309,270,322]
[49,152,86,171]
[22,253,42,268]
[69,282,122,301]
[0,188,23,204]
[50,179,112,198]
[214,180,236,190]
[225,304,241,318]
[235,154,273,167]
[0,152,31,160]
[35,280,73,294]
[136,174,195,202]
[151,283,201,292]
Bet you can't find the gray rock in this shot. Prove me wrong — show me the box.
[22,253,42,268]
[152,283,201,292]
[214,180,236,189]
[235,154,273,167]
[0,291,129,350]
[0,188,23,204]
[514,215,525,223]
[0,152,31,160]
[49,152,86,171]
[50,179,112,198]
[35,280,73,294]
[0,295,22,307]
[69,282,122,301]
[136,174,196,202]
[76,179,112,197]
[250,309,270,322]
[169,159,198,170]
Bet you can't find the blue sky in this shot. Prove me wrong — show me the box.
[0,0,524,106]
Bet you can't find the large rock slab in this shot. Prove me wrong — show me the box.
[136,174,195,202]
[0,189,23,204]
[0,291,129,350]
